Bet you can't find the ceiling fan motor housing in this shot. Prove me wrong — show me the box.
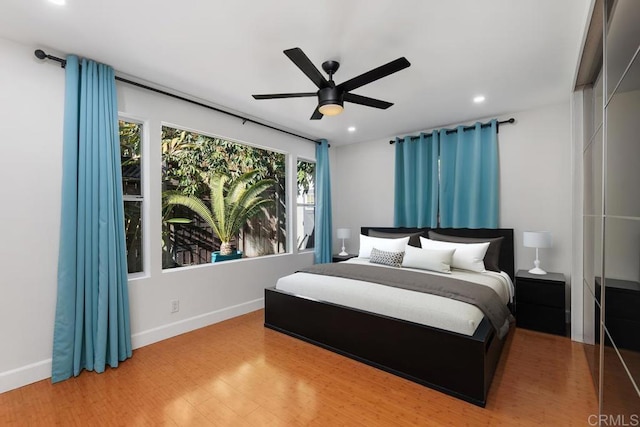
[318,86,343,108]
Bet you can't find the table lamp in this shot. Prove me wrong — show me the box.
[336,228,351,256]
[523,231,552,275]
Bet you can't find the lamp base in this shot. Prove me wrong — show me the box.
[338,250,348,256]
[528,267,547,275]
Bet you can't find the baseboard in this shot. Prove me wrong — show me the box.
[0,298,264,394]
[0,359,52,394]
[131,298,264,349]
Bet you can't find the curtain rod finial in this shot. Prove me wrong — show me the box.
[34,48,66,68]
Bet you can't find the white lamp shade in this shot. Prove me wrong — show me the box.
[523,231,552,249]
[336,228,351,239]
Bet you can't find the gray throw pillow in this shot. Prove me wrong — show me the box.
[369,247,405,267]
[427,231,503,272]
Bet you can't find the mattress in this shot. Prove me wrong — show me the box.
[275,257,514,336]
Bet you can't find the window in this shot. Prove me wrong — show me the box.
[119,120,143,274]
[161,126,286,269]
[296,160,315,250]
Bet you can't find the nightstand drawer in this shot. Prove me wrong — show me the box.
[595,277,640,351]
[516,302,565,335]
[516,279,564,309]
[606,289,640,321]
[605,317,640,352]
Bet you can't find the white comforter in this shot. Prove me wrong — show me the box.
[275,257,514,336]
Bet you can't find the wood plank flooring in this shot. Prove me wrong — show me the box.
[0,310,597,426]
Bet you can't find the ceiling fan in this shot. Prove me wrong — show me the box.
[252,48,411,120]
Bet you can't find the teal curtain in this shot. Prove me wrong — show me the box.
[52,55,132,383]
[439,120,499,228]
[393,132,439,227]
[314,139,332,264]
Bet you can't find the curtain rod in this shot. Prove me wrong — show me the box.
[34,49,322,145]
[388,118,515,144]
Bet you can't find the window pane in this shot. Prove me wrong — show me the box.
[120,120,143,274]
[119,121,142,196]
[297,160,315,250]
[161,126,286,268]
[124,201,143,274]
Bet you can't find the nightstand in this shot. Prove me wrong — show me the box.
[515,270,566,336]
[332,254,357,262]
[595,277,640,352]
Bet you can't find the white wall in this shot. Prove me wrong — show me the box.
[332,102,573,283]
[0,37,65,392]
[499,103,572,280]
[331,139,396,244]
[0,37,315,393]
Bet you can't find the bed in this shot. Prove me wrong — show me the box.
[264,227,515,407]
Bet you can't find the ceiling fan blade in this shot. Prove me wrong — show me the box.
[284,48,330,89]
[252,92,316,99]
[343,93,393,109]
[310,106,323,120]
[337,57,410,93]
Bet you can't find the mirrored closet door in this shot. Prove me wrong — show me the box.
[582,0,640,418]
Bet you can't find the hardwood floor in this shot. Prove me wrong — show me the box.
[0,310,597,426]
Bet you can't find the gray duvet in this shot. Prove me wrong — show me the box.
[300,263,514,339]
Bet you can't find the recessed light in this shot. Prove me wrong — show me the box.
[473,95,485,103]
[49,0,66,5]
[347,126,356,132]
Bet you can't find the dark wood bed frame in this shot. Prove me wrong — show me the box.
[264,227,514,407]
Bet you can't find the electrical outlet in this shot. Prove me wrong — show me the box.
[170,299,179,313]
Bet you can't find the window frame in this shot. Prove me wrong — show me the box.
[159,122,290,269]
[296,157,316,253]
[119,115,148,279]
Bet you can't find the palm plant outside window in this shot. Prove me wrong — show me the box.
[161,126,286,269]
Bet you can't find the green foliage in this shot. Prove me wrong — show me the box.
[120,121,143,271]
[160,126,295,262]
[164,171,275,244]
[119,121,141,167]
[162,126,285,198]
[297,160,316,195]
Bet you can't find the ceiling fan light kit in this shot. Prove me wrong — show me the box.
[252,48,410,120]
[318,103,343,116]
[317,86,344,116]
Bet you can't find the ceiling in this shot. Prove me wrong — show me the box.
[0,0,591,146]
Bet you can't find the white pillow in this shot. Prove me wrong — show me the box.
[358,234,410,258]
[419,237,489,272]
[402,245,455,274]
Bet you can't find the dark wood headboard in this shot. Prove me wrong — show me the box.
[361,227,515,281]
